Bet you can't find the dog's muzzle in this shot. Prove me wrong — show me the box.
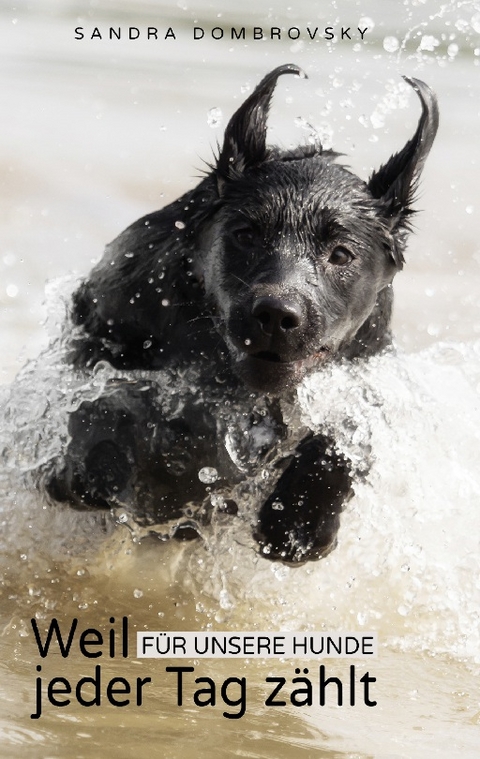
[227,295,329,392]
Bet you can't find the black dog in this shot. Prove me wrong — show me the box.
[47,64,438,564]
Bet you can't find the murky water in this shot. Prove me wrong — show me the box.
[1,0,480,757]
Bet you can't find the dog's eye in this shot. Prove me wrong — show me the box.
[328,246,354,266]
[231,227,255,247]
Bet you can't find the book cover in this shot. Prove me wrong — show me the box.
[0,1,479,757]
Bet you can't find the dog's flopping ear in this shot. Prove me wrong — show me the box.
[216,63,306,192]
[368,77,439,244]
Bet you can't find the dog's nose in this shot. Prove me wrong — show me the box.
[252,297,302,335]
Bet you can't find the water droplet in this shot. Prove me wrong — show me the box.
[359,16,374,30]
[244,338,251,346]
[272,564,290,581]
[219,589,233,610]
[198,467,219,484]
[6,284,18,298]
[383,36,399,53]
[370,111,385,129]
[175,220,185,230]
[207,107,223,128]
[133,589,144,599]
[271,500,284,511]
[471,13,480,34]
[3,252,16,266]
[418,35,439,52]
[124,251,134,258]
[161,299,170,307]
[143,340,152,349]
[290,40,304,54]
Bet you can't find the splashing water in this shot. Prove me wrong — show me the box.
[0,278,479,667]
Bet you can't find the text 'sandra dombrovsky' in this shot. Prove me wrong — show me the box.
[73,25,370,42]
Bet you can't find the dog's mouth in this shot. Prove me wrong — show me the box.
[252,351,283,363]
[235,347,331,393]
[250,348,330,366]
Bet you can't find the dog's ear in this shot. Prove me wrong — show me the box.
[216,63,306,192]
[368,77,439,235]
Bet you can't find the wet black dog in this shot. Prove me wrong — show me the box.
[47,64,438,563]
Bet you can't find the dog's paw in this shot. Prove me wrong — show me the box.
[254,435,351,564]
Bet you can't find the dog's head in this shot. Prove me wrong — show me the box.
[196,64,438,394]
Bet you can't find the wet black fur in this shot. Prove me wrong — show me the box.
[48,64,438,564]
